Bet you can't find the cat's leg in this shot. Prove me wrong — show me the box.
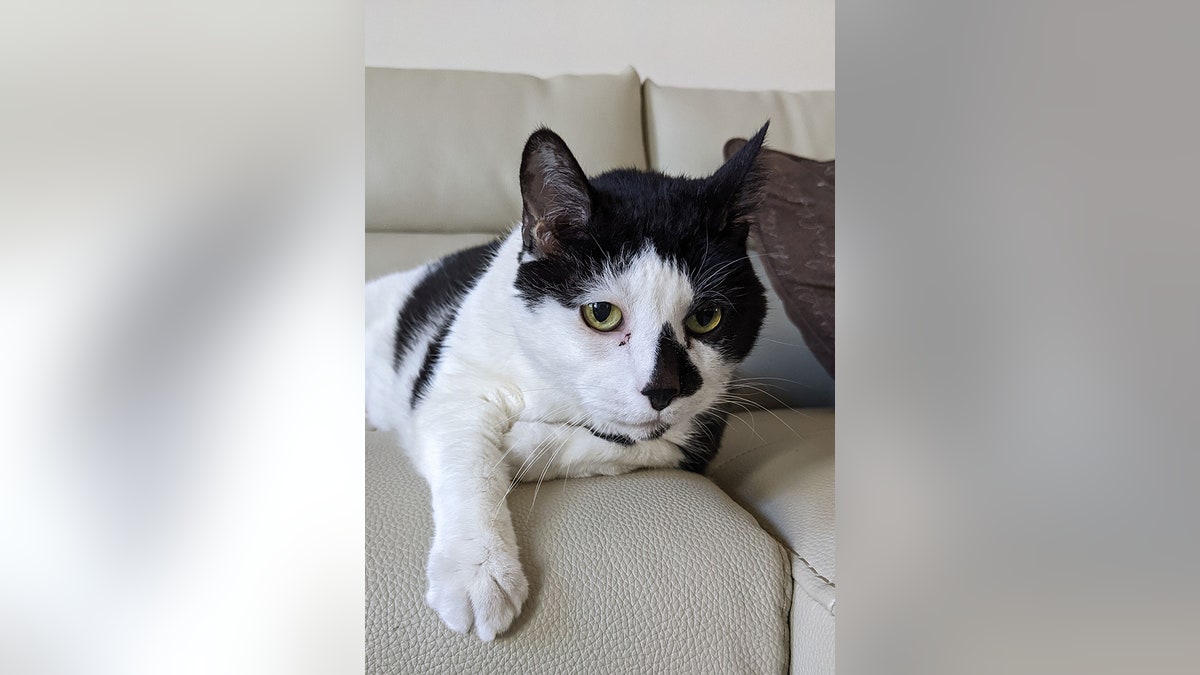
[414,385,530,642]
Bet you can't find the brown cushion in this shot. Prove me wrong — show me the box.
[725,138,834,376]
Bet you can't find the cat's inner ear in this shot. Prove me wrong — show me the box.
[707,120,770,240]
[519,127,592,257]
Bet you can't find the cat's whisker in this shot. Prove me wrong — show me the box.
[693,252,756,289]
[485,402,578,479]
[528,422,578,515]
[755,337,814,350]
[725,383,819,421]
[727,383,789,397]
[493,413,581,513]
[692,250,771,294]
[508,410,587,489]
[711,396,767,444]
[715,392,807,440]
[728,375,811,385]
[533,412,592,484]
[492,428,559,527]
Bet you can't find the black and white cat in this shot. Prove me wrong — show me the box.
[365,123,770,640]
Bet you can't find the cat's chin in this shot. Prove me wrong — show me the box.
[618,420,671,442]
[578,418,670,446]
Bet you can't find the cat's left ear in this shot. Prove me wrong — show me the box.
[707,120,770,241]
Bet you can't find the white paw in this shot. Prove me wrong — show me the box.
[425,537,529,641]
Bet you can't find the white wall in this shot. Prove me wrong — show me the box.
[366,0,834,92]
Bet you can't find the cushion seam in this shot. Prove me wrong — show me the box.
[793,564,836,618]
[791,553,835,590]
[777,539,795,675]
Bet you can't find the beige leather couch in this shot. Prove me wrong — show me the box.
[365,67,835,674]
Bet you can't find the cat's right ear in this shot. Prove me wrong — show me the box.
[519,127,592,257]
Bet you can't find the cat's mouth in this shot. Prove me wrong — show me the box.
[621,419,671,441]
[581,419,670,445]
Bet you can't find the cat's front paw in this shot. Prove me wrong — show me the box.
[425,537,529,641]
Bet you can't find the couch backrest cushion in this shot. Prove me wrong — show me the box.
[643,80,835,176]
[367,67,646,233]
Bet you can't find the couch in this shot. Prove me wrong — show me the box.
[365,66,835,674]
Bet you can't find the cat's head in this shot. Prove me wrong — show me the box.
[512,123,770,442]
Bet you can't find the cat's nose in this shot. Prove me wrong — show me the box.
[641,387,678,412]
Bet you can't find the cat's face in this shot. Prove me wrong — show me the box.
[510,125,769,442]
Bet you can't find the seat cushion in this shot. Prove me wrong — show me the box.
[366,67,646,234]
[366,431,792,673]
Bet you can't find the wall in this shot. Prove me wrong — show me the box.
[366,0,834,92]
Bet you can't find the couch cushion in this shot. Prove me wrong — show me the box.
[366,430,792,673]
[643,81,835,176]
[366,231,501,281]
[367,67,646,234]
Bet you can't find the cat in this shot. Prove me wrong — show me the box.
[365,122,770,641]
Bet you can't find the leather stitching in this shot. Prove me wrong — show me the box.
[792,554,835,590]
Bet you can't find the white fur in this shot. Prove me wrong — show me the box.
[365,227,732,640]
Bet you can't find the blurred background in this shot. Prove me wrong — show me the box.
[366,0,832,91]
[4,1,1200,674]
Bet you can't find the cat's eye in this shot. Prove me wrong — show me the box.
[581,302,624,332]
[685,306,723,334]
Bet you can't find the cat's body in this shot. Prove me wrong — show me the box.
[367,232,694,479]
[366,124,770,640]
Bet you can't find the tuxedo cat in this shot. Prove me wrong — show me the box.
[365,122,770,640]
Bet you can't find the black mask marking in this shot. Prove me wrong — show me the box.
[641,324,702,411]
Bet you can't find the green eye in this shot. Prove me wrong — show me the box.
[685,306,723,334]
[581,302,624,331]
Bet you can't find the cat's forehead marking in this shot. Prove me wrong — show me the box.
[597,247,694,340]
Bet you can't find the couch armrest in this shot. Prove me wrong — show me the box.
[708,408,836,675]
[366,431,791,673]
[708,408,835,584]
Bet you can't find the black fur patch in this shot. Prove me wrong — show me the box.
[392,239,502,410]
[645,324,702,404]
[391,239,502,374]
[410,320,450,407]
[678,410,730,473]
